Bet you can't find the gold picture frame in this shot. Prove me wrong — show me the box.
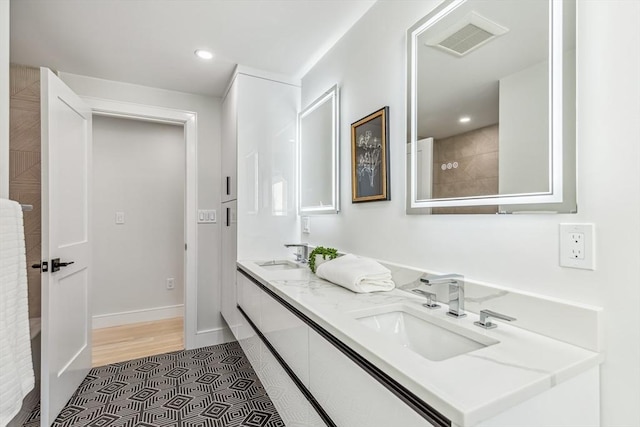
[351,106,390,202]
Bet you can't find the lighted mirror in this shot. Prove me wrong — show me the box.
[298,85,340,214]
[407,0,576,214]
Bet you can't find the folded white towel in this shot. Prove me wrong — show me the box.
[315,254,395,293]
[0,199,35,426]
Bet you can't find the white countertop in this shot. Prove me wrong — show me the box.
[237,260,603,427]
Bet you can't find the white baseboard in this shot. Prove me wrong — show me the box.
[92,304,184,329]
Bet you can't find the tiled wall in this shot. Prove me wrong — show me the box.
[9,64,41,319]
[432,124,499,214]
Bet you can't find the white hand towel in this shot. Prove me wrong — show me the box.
[0,199,35,426]
[315,254,395,293]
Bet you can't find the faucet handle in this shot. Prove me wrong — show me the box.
[474,309,516,329]
[411,289,440,310]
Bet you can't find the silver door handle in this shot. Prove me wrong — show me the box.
[51,258,75,272]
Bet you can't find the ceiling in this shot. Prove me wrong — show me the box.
[10,0,376,97]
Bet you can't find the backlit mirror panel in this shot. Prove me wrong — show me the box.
[407,0,576,214]
[299,85,340,214]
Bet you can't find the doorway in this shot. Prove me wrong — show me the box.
[90,115,186,366]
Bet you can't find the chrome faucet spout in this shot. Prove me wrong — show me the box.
[284,243,309,263]
[419,273,466,318]
[419,273,463,285]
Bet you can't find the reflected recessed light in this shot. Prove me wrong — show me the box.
[459,116,471,123]
[194,49,214,60]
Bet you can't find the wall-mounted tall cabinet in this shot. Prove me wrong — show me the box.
[220,68,300,338]
[220,73,238,334]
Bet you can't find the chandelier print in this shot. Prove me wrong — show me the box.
[351,106,390,202]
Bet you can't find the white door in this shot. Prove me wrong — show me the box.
[39,68,92,426]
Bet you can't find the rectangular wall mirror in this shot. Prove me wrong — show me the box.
[298,85,340,214]
[406,0,576,214]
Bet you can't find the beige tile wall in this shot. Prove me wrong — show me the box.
[9,64,41,318]
[432,124,498,215]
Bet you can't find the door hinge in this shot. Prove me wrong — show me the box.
[185,243,187,251]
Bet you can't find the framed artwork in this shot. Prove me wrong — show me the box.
[351,106,390,202]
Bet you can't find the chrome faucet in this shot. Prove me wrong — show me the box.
[419,273,466,318]
[284,243,309,263]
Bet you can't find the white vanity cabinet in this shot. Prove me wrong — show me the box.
[235,269,442,427]
[235,271,324,426]
[307,329,435,427]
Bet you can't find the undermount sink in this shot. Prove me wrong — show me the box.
[355,305,497,362]
[257,260,303,271]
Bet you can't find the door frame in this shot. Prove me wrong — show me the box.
[82,97,198,349]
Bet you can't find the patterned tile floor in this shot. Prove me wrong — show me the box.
[24,341,284,427]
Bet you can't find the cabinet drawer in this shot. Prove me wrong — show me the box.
[261,286,310,387]
[237,271,261,327]
[308,329,435,427]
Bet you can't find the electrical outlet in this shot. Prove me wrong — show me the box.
[568,232,585,259]
[115,211,125,224]
[560,224,595,270]
[166,278,175,290]
[302,216,310,234]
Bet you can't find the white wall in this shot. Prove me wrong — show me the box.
[0,0,9,199]
[92,116,184,322]
[59,72,225,342]
[301,1,640,426]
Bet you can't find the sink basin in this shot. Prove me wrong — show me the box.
[257,260,303,271]
[355,305,496,361]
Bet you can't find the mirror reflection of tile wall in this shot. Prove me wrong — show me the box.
[432,124,498,214]
[9,64,41,318]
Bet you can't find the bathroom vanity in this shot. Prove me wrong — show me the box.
[223,260,602,427]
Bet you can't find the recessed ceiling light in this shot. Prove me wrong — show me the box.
[459,116,471,123]
[194,49,213,60]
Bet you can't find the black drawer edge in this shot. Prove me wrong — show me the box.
[236,304,337,427]
[237,267,451,427]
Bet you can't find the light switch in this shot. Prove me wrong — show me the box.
[115,211,125,225]
[302,216,310,234]
[197,209,217,224]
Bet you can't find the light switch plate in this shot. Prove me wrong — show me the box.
[197,209,216,224]
[302,216,310,234]
[560,223,595,270]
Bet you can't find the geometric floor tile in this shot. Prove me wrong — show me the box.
[23,341,284,426]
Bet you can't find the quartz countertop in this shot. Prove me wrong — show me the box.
[237,260,603,427]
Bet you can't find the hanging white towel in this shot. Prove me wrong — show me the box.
[315,254,395,293]
[0,199,35,426]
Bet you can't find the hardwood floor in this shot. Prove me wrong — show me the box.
[92,317,184,367]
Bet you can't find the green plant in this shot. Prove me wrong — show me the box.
[308,246,338,273]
